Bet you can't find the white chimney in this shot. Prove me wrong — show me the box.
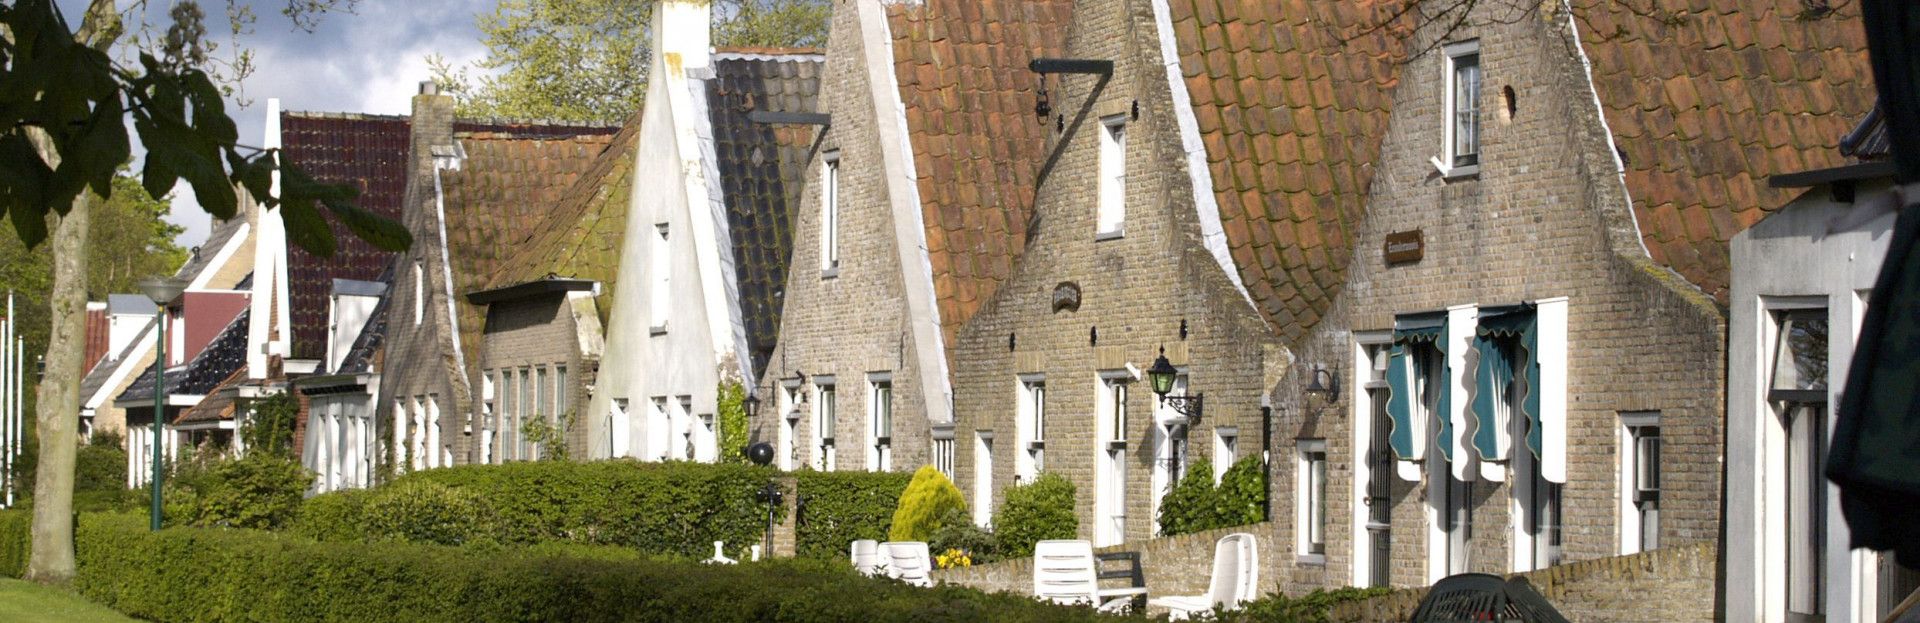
[654,0,712,77]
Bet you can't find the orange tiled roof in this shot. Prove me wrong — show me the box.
[442,129,620,369]
[1167,0,1409,343]
[1573,0,1874,302]
[885,0,1075,352]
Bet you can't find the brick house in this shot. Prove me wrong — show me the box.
[749,0,1072,476]
[944,0,1874,597]
[1727,106,1920,622]
[584,0,819,463]
[376,88,619,471]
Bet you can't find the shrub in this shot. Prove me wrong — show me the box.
[1215,455,1268,527]
[793,470,911,559]
[717,380,749,464]
[361,478,498,546]
[0,510,26,578]
[996,472,1077,558]
[521,411,574,461]
[1200,586,1394,622]
[928,507,997,565]
[293,487,374,542]
[242,392,299,457]
[887,465,965,542]
[44,512,1119,623]
[74,432,134,512]
[191,453,312,530]
[1160,456,1269,536]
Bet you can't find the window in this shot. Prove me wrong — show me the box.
[1096,372,1132,546]
[933,433,955,478]
[1619,414,1659,555]
[820,151,840,275]
[778,383,801,470]
[815,380,837,471]
[1016,376,1046,483]
[1772,309,1829,621]
[1440,40,1481,175]
[609,398,630,458]
[1097,116,1127,237]
[676,396,695,461]
[1298,439,1329,559]
[534,367,549,460]
[517,368,531,459]
[480,372,496,464]
[1150,370,1189,533]
[412,262,424,325]
[868,377,893,471]
[392,400,408,473]
[648,397,669,461]
[1358,340,1395,587]
[410,397,426,471]
[1213,427,1238,483]
[1101,376,1130,443]
[973,432,995,527]
[651,224,670,333]
[554,365,569,420]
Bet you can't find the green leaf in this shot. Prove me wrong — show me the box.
[230,150,274,208]
[277,186,337,259]
[281,162,411,254]
[184,70,238,146]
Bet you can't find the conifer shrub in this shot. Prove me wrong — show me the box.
[887,465,966,542]
[994,472,1077,558]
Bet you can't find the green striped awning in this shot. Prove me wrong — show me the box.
[1471,305,1539,461]
[1387,312,1448,462]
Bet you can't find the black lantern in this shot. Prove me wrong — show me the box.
[1146,346,1203,423]
[1303,367,1339,403]
[745,393,762,419]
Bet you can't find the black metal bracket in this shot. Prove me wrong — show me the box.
[748,111,832,126]
[1159,392,1204,423]
[1029,58,1115,75]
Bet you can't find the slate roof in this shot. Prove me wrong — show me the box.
[1166,0,1408,343]
[338,277,391,376]
[1572,0,1875,302]
[117,308,249,402]
[884,0,1075,351]
[442,126,621,373]
[280,112,620,362]
[705,51,821,379]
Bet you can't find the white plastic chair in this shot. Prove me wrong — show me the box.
[880,541,934,587]
[850,539,882,576]
[1032,540,1143,612]
[704,540,738,565]
[1148,533,1259,620]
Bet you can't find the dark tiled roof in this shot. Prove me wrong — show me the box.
[1574,0,1874,302]
[480,114,640,315]
[117,308,249,402]
[443,128,621,374]
[176,367,245,424]
[706,52,821,378]
[280,112,620,361]
[1168,0,1408,343]
[885,0,1075,352]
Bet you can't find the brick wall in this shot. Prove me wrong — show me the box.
[475,292,598,459]
[947,0,1284,547]
[753,0,934,474]
[1262,2,1725,594]
[1329,543,1718,623]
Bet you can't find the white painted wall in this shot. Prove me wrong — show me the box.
[1726,178,1900,623]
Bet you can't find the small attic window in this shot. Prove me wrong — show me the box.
[1433,40,1481,178]
[821,151,841,277]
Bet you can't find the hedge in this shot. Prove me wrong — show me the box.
[793,470,912,559]
[13,511,1121,623]
[298,460,781,558]
[0,510,25,577]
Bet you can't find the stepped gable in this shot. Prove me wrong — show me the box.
[706,49,823,377]
[1572,0,1874,301]
[884,0,1076,352]
[1166,0,1409,343]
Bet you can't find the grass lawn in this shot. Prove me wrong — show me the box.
[0,578,138,622]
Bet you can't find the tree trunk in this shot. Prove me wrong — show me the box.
[22,0,118,586]
[23,195,90,586]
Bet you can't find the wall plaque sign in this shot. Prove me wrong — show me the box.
[1384,230,1424,265]
[1052,282,1081,313]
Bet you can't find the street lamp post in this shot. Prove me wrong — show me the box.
[138,277,185,531]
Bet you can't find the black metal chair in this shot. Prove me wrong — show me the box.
[1409,573,1570,623]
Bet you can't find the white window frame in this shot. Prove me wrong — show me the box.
[1015,374,1046,483]
[820,151,841,276]
[1351,333,1395,587]
[675,396,695,461]
[867,374,893,472]
[1095,370,1134,547]
[1434,40,1482,178]
[392,399,408,473]
[412,262,424,326]
[814,378,837,471]
[1213,426,1238,483]
[609,398,630,458]
[1296,439,1329,561]
[778,381,802,471]
[1150,370,1189,534]
[1618,411,1661,556]
[1096,115,1127,238]
[650,223,670,334]
[933,433,955,479]
[480,372,496,464]
[973,431,995,527]
[1760,301,1831,622]
[648,397,670,461]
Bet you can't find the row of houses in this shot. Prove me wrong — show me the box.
[67,0,1912,620]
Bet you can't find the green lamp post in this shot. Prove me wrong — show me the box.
[137,277,185,531]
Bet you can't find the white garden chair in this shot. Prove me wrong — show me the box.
[1148,533,1259,620]
[880,541,934,587]
[850,539,882,576]
[1032,540,1141,612]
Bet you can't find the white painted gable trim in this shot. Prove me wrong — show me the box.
[185,222,250,291]
[1562,0,1649,259]
[686,64,756,385]
[861,0,951,424]
[251,99,293,378]
[430,145,471,384]
[83,321,156,410]
[1149,0,1260,322]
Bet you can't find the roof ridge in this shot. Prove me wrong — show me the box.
[283,110,410,121]
[454,115,623,130]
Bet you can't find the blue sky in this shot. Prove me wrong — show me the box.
[56,0,497,250]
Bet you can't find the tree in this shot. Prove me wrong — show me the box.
[430,0,830,124]
[2,0,406,585]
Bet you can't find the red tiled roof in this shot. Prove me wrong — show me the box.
[885,0,1075,352]
[1167,0,1409,343]
[443,129,620,372]
[1573,0,1874,302]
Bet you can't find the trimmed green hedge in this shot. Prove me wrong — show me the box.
[298,460,781,558]
[793,470,912,559]
[41,512,1117,623]
[0,510,25,578]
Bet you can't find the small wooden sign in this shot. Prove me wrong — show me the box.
[1384,230,1424,265]
[1052,282,1081,313]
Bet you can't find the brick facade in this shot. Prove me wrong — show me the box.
[474,291,601,460]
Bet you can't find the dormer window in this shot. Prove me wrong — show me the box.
[1436,40,1481,177]
[821,151,841,276]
